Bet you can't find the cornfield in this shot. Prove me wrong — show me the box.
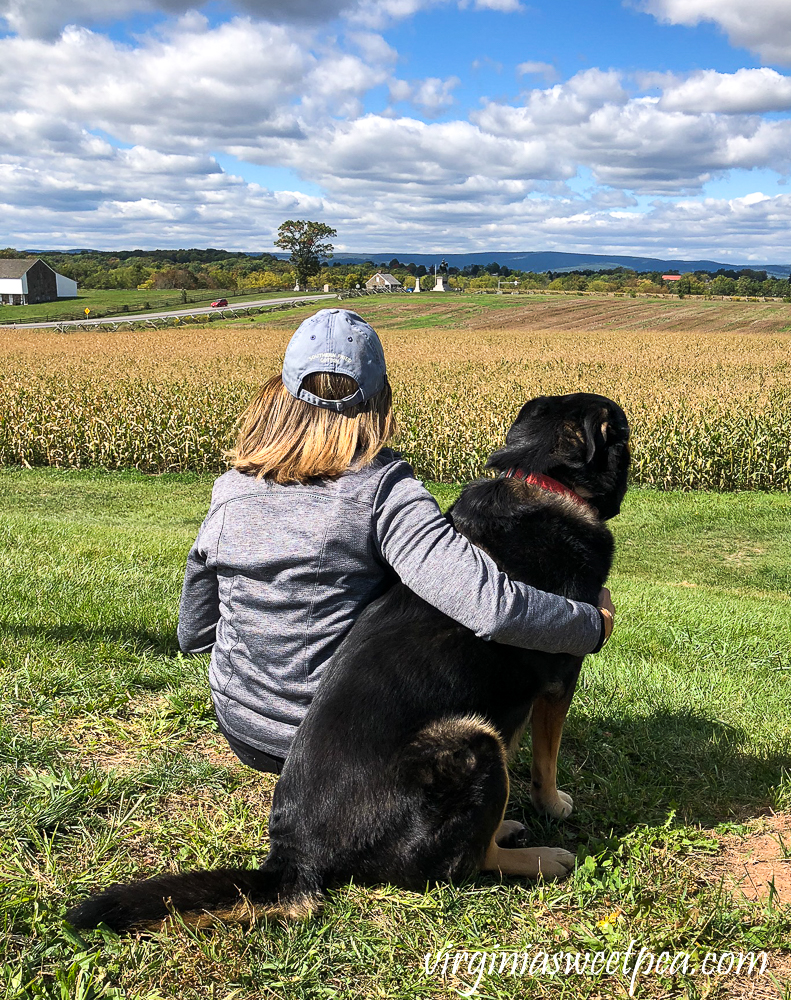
[2,296,790,489]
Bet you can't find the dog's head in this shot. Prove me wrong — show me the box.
[487,393,630,520]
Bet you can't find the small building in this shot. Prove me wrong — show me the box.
[365,272,402,290]
[0,258,78,305]
[662,274,682,282]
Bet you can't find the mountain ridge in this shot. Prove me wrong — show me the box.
[22,248,791,278]
[322,250,791,278]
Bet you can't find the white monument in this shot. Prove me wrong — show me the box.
[433,259,450,292]
[414,277,421,293]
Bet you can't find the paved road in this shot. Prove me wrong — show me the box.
[0,292,338,330]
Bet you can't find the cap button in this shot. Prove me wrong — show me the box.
[328,308,339,314]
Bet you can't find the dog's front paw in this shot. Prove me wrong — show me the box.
[531,788,573,820]
[535,847,576,880]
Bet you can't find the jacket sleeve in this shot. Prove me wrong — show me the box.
[177,534,220,655]
[372,464,603,657]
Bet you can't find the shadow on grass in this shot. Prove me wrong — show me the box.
[510,707,788,841]
[5,624,788,846]
[4,620,180,657]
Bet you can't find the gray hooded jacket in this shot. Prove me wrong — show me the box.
[178,452,603,759]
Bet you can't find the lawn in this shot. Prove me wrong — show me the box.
[1,468,790,998]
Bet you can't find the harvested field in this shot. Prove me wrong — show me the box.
[2,295,790,488]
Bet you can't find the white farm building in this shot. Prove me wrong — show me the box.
[365,272,402,290]
[0,258,78,305]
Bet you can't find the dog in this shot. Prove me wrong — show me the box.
[66,391,630,932]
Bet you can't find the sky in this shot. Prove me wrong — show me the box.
[3,0,791,261]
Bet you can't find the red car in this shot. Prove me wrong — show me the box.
[211,298,228,308]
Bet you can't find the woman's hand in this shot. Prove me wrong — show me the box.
[597,587,615,643]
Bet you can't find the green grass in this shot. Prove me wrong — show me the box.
[1,469,790,998]
[0,289,316,325]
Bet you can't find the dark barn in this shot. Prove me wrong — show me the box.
[0,258,78,305]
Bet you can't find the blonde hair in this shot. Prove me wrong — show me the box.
[231,372,397,483]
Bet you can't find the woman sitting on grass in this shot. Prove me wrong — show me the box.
[177,308,615,775]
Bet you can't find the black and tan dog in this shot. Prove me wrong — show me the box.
[67,392,630,932]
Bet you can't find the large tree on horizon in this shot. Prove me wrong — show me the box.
[274,220,337,288]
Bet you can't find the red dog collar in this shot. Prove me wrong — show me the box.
[504,468,590,510]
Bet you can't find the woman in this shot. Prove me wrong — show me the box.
[178,308,614,775]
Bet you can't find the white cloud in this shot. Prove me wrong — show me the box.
[245,115,574,189]
[0,19,361,152]
[4,28,790,210]
[512,69,629,126]
[516,61,558,81]
[0,0,152,38]
[476,69,624,134]
[640,0,791,65]
[414,76,460,112]
[3,3,791,259]
[581,102,791,189]
[390,76,461,114]
[473,0,523,11]
[362,0,435,20]
[473,71,791,192]
[0,138,326,248]
[651,68,791,113]
[347,30,399,65]
[2,97,791,260]
[7,139,791,261]
[0,0,365,38]
[0,0,529,38]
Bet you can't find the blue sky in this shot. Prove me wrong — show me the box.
[2,0,791,261]
[385,3,745,93]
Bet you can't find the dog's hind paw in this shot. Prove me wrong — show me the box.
[494,820,526,848]
[531,788,573,820]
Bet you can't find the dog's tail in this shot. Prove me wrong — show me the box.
[65,855,323,933]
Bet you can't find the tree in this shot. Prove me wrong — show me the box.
[274,220,337,288]
[711,275,735,296]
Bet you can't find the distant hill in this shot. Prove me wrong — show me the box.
[322,250,791,279]
[23,248,791,278]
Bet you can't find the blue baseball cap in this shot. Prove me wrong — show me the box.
[282,308,387,412]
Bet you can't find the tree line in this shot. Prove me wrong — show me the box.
[1,246,788,298]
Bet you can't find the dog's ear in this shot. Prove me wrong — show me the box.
[552,406,610,469]
[582,408,610,465]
